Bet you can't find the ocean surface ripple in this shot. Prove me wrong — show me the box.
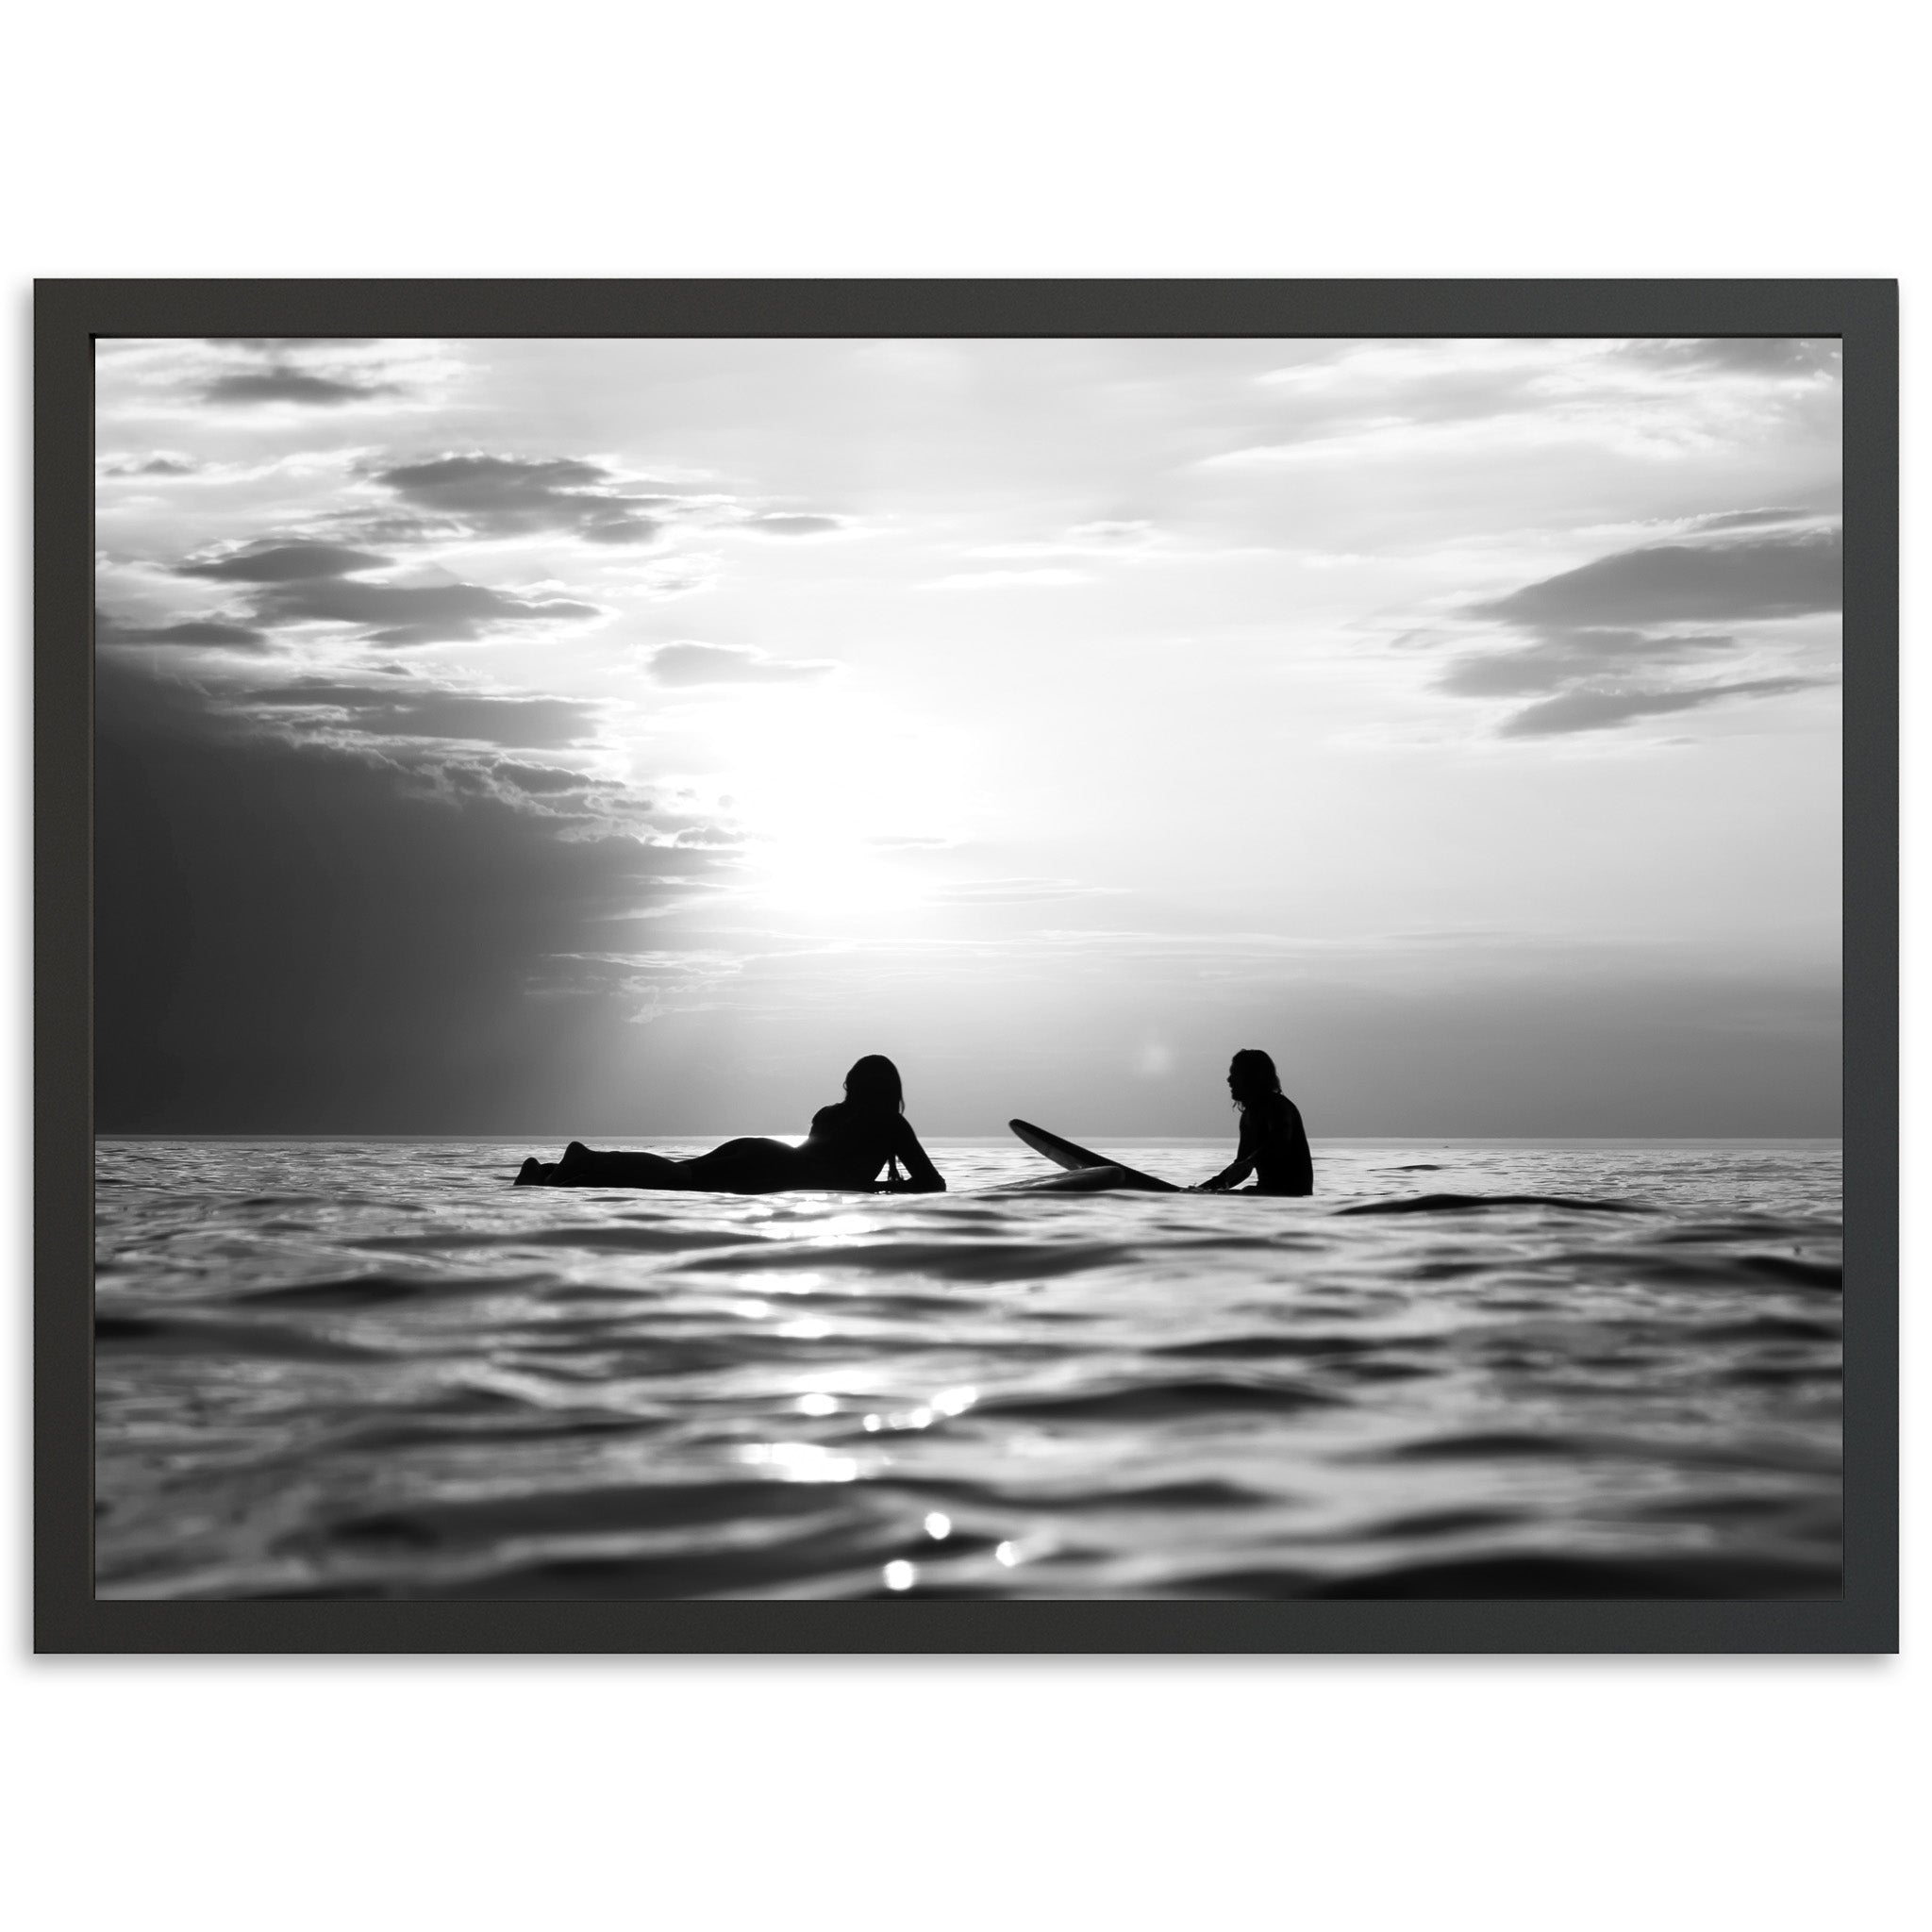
[94,1138,1843,1601]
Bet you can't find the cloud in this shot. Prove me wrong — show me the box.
[100,454,200,477]
[171,539,604,645]
[742,513,846,537]
[1430,520,1840,738]
[1474,525,1840,628]
[256,576,601,646]
[375,455,661,544]
[486,759,598,796]
[1219,337,1842,473]
[95,610,270,651]
[1439,628,1736,698]
[238,680,605,749]
[1619,339,1839,377]
[203,367,401,406]
[1498,677,1816,739]
[177,542,393,582]
[1689,508,1813,532]
[646,641,837,686]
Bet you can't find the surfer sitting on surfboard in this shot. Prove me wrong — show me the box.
[515,1054,947,1194]
[1195,1049,1313,1196]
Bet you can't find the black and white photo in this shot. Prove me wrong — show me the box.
[58,296,1882,1636]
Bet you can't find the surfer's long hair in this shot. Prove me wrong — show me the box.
[843,1054,906,1115]
[1227,1048,1282,1113]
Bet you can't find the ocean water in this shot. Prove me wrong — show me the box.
[93,1138,1842,1601]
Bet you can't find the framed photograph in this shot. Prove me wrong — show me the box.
[36,280,1896,1652]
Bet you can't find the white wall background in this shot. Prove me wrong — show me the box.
[3,4,1920,1926]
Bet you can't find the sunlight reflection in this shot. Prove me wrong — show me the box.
[764,1272,827,1297]
[883,1560,916,1591]
[803,1215,887,1245]
[924,1512,952,1541]
[994,1541,1022,1566]
[794,1391,839,1416]
[741,1441,860,1483]
[931,1386,978,1416]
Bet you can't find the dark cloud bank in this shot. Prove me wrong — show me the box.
[95,655,699,1131]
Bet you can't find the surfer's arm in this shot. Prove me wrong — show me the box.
[1197,1156,1255,1192]
[881,1118,946,1192]
[1198,1129,1257,1191]
[1199,1112,1272,1191]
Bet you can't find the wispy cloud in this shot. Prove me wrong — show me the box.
[741,513,848,537]
[238,680,607,749]
[1498,678,1816,739]
[646,640,839,686]
[1438,629,1739,699]
[95,610,270,651]
[1219,338,1840,470]
[98,453,201,477]
[204,367,402,407]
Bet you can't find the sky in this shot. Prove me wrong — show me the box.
[93,336,1842,1137]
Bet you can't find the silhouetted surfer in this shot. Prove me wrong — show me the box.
[1196,1049,1313,1195]
[515,1054,947,1194]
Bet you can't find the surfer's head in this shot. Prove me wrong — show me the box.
[843,1054,905,1115]
[1227,1048,1281,1110]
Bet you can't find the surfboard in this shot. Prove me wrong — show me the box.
[514,1127,1186,1194]
[1007,1120,1184,1192]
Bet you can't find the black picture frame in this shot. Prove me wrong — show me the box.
[37,278,1898,1654]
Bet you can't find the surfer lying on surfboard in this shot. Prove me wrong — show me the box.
[514,1054,947,1194]
[1195,1049,1313,1196]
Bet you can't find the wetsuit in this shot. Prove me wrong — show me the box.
[1202,1092,1313,1196]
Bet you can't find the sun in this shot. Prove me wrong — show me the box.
[694,685,969,928]
[745,834,923,923]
